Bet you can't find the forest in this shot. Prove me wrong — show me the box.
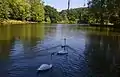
[0,0,120,25]
[0,0,44,22]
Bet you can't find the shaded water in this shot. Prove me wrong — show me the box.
[0,24,120,77]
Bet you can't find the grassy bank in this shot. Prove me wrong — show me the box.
[0,20,37,25]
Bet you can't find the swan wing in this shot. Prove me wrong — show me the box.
[58,50,68,54]
[37,64,52,71]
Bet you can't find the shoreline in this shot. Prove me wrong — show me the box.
[0,20,118,29]
[0,20,37,25]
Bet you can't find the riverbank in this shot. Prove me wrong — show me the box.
[89,23,120,28]
[0,20,37,25]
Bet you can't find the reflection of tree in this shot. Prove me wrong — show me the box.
[28,24,45,48]
[0,26,11,40]
[44,24,56,37]
[11,24,45,40]
[11,39,24,57]
[31,24,45,40]
[0,24,45,59]
[84,34,120,76]
[0,24,45,40]
[0,40,12,59]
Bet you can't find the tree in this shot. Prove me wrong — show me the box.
[45,16,51,23]
[18,0,31,20]
[107,0,120,25]
[88,0,107,24]
[60,7,89,23]
[88,0,120,25]
[0,0,10,20]
[0,0,44,22]
[59,10,69,23]
[44,5,60,23]
[8,0,31,20]
[30,0,44,22]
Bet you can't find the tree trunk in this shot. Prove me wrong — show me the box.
[100,13,104,25]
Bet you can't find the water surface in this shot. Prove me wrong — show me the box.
[0,24,120,77]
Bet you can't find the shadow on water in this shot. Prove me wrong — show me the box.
[84,31,120,77]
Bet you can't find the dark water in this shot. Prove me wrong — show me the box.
[0,24,120,77]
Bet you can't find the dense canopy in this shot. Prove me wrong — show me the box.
[0,0,44,22]
[0,0,120,25]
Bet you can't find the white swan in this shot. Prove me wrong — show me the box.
[37,64,52,71]
[37,52,54,71]
[57,50,68,55]
[57,38,68,55]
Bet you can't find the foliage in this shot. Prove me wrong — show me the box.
[0,0,89,24]
[59,10,69,23]
[45,16,51,23]
[0,0,44,22]
[60,7,89,24]
[89,0,120,25]
[44,5,60,23]
[0,0,10,20]
[30,0,44,22]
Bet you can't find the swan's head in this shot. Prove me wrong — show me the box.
[64,38,66,41]
[49,64,52,68]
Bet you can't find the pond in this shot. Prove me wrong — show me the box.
[0,24,120,77]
